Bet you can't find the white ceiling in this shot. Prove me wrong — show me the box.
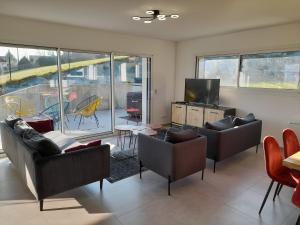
[1,0,300,41]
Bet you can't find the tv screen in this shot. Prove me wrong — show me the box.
[184,79,220,105]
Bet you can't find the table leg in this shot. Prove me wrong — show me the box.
[133,135,138,150]
[129,131,133,148]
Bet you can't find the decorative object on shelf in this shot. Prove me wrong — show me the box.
[132,10,179,24]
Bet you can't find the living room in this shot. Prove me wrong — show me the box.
[1,1,300,225]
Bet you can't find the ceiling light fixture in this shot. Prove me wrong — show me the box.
[132,10,179,23]
[132,16,141,20]
[146,10,155,15]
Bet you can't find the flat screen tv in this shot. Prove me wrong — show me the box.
[184,79,220,105]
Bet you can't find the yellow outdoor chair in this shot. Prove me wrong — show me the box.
[4,96,36,117]
[74,95,101,129]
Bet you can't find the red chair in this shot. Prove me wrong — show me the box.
[283,129,300,158]
[275,129,300,197]
[259,136,297,214]
[292,181,300,225]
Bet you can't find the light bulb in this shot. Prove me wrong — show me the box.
[157,14,166,18]
[144,20,152,24]
[146,10,155,15]
[132,16,141,20]
[158,17,166,21]
[170,14,179,19]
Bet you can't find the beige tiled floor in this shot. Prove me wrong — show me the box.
[0,145,299,225]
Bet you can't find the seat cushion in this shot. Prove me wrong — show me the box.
[205,117,234,131]
[44,131,101,153]
[164,128,199,144]
[233,113,256,126]
[23,129,61,157]
[43,131,77,150]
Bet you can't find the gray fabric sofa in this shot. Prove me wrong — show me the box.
[0,122,110,211]
[138,133,207,195]
[195,119,262,172]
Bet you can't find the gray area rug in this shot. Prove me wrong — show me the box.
[107,151,147,183]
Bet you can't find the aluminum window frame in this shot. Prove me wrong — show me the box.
[196,49,300,91]
[0,42,152,141]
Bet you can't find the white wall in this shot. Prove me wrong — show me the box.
[176,22,300,144]
[0,14,176,124]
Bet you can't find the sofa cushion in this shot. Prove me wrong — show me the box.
[43,131,101,153]
[23,129,61,157]
[14,120,34,136]
[43,131,77,150]
[64,140,102,153]
[233,113,256,126]
[5,115,22,128]
[205,117,234,131]
[164,128,199,144]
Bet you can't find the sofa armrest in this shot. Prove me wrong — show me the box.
[35,144,110,199]
[197,127,219,160]
[217,120,262,160]
[138,133,173,179]
[173,136,207,180]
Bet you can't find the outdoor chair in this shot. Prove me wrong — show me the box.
[73,95,101,129]
[40,101,70,128]
[4,96,36,117]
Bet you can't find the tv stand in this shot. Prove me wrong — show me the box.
[171,102,236,127]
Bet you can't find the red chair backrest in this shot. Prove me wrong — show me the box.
[292,183,300,208]
[263,136,284,180]
[283,128,300,158]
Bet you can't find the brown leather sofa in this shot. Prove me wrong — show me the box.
[138,133,207,195]
[0,122,110,211]
[195,119,262,172]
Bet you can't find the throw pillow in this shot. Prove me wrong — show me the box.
[64,140,102,153]
[164,128,199,144]
[5,115,22,128]
[205,116,234,131]
[23,129,61,157]
[233,113,256,126]
[14,120,34,136]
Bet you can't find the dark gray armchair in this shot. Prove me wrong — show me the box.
[138,133,207,195]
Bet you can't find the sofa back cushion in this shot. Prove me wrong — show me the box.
[233,113,256,126]
[205,117,234,131]
[5,115,22,128]
[23,129,61,157]
[14,120,34,136]
[164,128,199,144]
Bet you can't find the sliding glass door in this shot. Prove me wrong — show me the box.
[114,55,151,126]
[60,50,112,137]
[0,46,60,148]
[0,44,152,147]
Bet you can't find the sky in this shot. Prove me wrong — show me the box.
[0,46,56,58]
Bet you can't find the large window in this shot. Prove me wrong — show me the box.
[0,44,152,150]
[197,50,300,89]
[114,55,151,126]
[0,46,60,149]
[240,52,300,89]
[199,56,239,87]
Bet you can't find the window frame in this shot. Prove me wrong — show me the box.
[0,42,153,140]
[196,49,300,91]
